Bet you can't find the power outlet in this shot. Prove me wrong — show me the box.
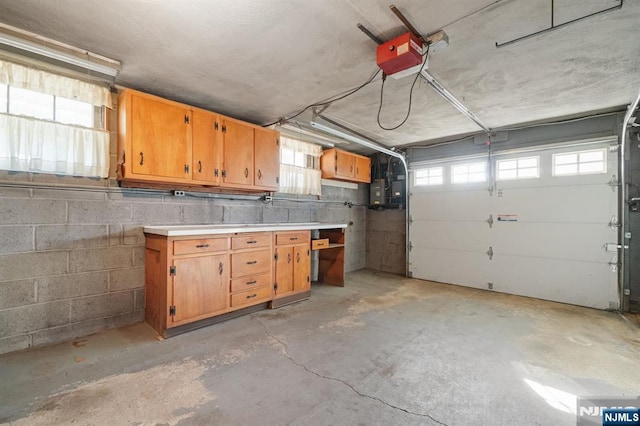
[173,190,186,197]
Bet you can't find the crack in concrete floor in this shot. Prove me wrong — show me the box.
[253,315,448,426]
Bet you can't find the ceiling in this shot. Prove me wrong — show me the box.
[0,0,638,151]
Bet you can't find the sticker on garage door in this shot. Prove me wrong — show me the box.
[497,215,517,222]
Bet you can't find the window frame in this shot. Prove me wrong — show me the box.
[496,156,540,181]
[414,166,444,186]
[552,148,607,177]
[451,161,487,184]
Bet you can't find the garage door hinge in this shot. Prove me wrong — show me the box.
[487,214,494,228]
[608,215,620,230]
[486,246,494,260]
[607,175,619,191]
[408,241,413,252]
[170,266,177,276]
[608,255,619,272]
[169,306,176,316]
[408,214,413,224]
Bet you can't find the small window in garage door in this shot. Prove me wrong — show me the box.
[497,156,540,180]
[415,166,444,186]
[451,161,486,184]
[552,148,607,176]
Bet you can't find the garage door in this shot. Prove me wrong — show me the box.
[409,139,619,310]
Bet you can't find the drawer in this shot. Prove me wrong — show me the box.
[173,238,228,255]
[275,231,310,246]
[231,249,271,277]
[231,233,271,250]
[231,285,272,308]
[311,238,329,250]
[231,272,272,293]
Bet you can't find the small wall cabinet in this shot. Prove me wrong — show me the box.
[118,89,280,192]
[320,148,371,183]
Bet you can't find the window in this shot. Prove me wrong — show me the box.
[553,148,606,176]
[452,162,486,183]
[279,136,322,195]
[497,156,539,180]
[414,166,443,186]
[0,59,111,177]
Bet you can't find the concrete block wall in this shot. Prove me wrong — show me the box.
[0,99,368,354]
[366,209,406,275]
[0,182,365,354]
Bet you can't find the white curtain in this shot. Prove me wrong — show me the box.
[0,59,111,107]
[279,136,322,196]
[0,59,111,178]
[0,114,110,178]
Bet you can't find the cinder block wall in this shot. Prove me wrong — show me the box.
[365,209,405,275]
[0,101,367,355]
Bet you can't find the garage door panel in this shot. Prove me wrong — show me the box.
[410,247,491,290]
[492,222,615,262]
[491,255,617,310]
[411,220,490,252]
[410,190,490,222]
[494,185,614,223]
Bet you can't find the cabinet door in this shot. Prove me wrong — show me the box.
[294,245,311,292]
[192,109,222,185]
[275,246,294,296]
[222,119,254,186]
[131,93,192,179]
[354,155,371,183]
[335,150,355,178]
[254,128,280,191]
[171,254,228,323]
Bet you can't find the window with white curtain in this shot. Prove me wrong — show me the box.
[279,136,322,195]
[0,59,111,178]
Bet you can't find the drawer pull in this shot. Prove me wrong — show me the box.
[195,244,210,248]
[317,242,325,246]
[289,237,298,241]
[246,294,257,299]
[246,260,258,265]
[246,280,257,285]
[246,240,258,244]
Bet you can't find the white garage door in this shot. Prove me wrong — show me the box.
[409,139,619,310]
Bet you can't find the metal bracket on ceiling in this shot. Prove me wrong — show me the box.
[495,0,624,48]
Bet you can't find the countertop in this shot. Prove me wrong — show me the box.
[143,222,348,237]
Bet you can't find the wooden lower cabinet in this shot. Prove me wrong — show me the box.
[144,228,330,337]
[273,231,311,303]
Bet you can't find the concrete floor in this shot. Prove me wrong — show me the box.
[1,269,639,425]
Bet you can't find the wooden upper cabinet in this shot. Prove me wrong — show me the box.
[320,148,371,183]
[119,90,192,183]
[192,108,222,185]
[118,88,282,192]
[222,118,254,187]
[354,155,371,183]
[254,128,280,191]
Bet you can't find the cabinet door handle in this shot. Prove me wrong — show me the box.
[246,294,257,299]
[257,169,262,180]
[244,168,249,178]
[246,280,257,285]
[219,262,224,275]
[195,243,210,248]
[198,161,202,173]
[287,253,291,264]
[296,252,301,263]
[139,152,144,165]
[246,260,257,265]
[246,240,257,244]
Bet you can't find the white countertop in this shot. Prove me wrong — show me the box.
[143,222,348,236]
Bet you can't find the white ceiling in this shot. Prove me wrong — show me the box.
[0,0,638,149]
